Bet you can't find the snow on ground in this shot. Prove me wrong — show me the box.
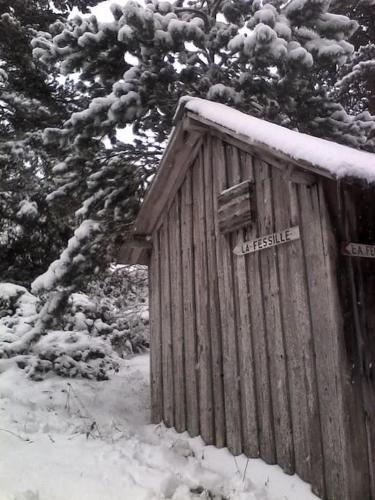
[0,354,319,500]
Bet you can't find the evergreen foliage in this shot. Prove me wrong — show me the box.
[0,0,102,285]
[333,0,375,120]
[0,267,149,380]
[1,0,375,360]
[32,0,375,150]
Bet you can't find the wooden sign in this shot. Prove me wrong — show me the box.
[341,242,375,259]
[233,226,300,256]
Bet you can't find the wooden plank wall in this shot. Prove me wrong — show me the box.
[149,134,372,500]
[336,185,375,500]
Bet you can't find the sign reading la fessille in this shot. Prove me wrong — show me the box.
[233,226,300,256]
[342,242,375,259]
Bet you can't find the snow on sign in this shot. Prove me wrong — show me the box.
[342,242,375,259]
[233,226,300,256]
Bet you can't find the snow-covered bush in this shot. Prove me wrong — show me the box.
[83,265,149,354]
[0,266,149,380]
[67,266,150,357]
[24,330,117,381]
[0,283,38,343]
[0,283,37,318]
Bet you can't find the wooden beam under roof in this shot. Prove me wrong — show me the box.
[133,122,203,236]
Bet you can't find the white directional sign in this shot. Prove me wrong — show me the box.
[233,226,300,256]
[342,242,375,259]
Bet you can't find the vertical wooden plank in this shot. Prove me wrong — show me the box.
[159,221,174,427]
[365,360,375,498]
[180,170,200,437]
[243,154,276,464]
[363,386,375,498]
[203,135,226,448]
[229,146,259,457]
[149,230,163,424]
[272,168,324,495]
[329,183,375,499]
[290,180,325,497]
[330,186,371,500]
[254,158,294,473]
[212,137,242,455]
[298,181,347,499]
[192,150,214,444]
[168,194,186,433]
[354,191,375,500]
[317,181,366,500]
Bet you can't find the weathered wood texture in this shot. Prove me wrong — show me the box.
[168,195,186,433]
[180,169,200,437]
[213,139,243,455]
[254,158,294,474]
[203,136,226,448]
[272,169,324,493]
[159,222,174,428]
[230,148,259,458]
[330,182,375,500]
[192,150,215,444]
[316,182,370,500]
[149,231,163,423]
[241,151,275,462]
[298,181,347,499]
[148,132,373,500]
[217,179,253,234]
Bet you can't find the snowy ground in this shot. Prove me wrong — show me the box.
[0,354,319,500]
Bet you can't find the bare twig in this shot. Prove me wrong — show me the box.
[242,457,250,482]
[211,0,223,18]
[67,382,102,439]
[86,420,102,440]
[0,427,33,443]
[234,456,241,475]
[175,8,211,31]
[64,384,71,412]
[67,382,89,414]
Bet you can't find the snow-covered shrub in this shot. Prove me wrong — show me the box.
[64,266,150,357]
[0,266,149,380]
[24,330,117,381]
[0,283,38,343]
[0,283,37,317]
[83,265,149,354]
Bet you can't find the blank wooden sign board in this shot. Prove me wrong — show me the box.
[118,98,375,500]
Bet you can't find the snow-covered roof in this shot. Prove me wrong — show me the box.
[119,96,375,252]
[183,97,375,183]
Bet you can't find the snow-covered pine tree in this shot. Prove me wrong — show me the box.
[0,0,103,285]
[32,0,375,147]
[333,0,375,136]
[2,0,375,359]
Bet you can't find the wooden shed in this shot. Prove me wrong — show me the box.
[118,98,375,500]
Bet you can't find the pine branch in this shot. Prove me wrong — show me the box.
[174,8,211,31]
[211,0,223,18]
